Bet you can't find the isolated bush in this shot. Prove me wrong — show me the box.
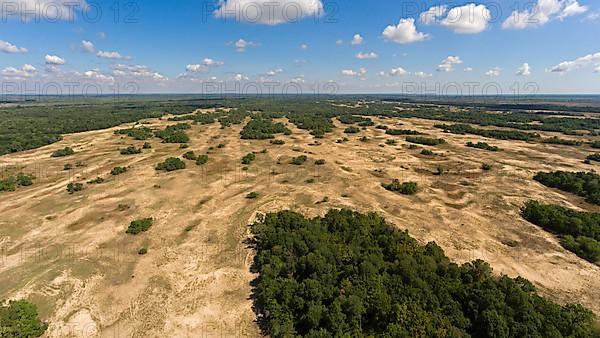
[406,136,446,146]
[344,126,360,134]
[63,163,73,171]
[466,141,500,151]
[66,182,84,194]
[587,153,600,162]
[246,192,259,199]
[183,151,198,160]
[111,166,128,175]
[420,149,434,155]
[142,142,152,149]
[195,154,209,165]
[242,152,256,165]
[315,159,326,165]
[138,247,148,255]
[126,218,154,234]
[156,157,186,171]
[87,177,104,184]
[271,139,285,145]
[290,155,308,165]
[481,163,493,171]
[382,179,418,195]
[120,146,142,155]
[386,139,397,146]
[51,147,74,157]
[15,173,34,187]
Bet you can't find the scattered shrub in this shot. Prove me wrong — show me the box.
[246,191,259,199]
[183,151,198,160]
[481,163,493,171]
[126,218,154,234]
[406,136,446,146]
[382,180,418,195]
[242,152,256,165]
[138,247,148,255]
[315,159,326,165]
[51,147,74,157]
[290,155,308,165]
[344,126,360,134]
[120,146,142,155]
[111,166,128,175]
[195,154,209,165]
[142,142,152,149]
[466,141,500,151]
[66,182,84,194]
[156,157,186,171]
[87,177,104,184]
[420,149,434,155]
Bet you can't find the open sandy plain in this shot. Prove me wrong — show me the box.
[0,111,599,337]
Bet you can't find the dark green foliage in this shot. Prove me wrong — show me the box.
[138,247,148,255]
[126,218,153,234]
[587,153,600,162]
[63,163,73,171]
[0,299,47,337]
[154,124,190,143]
[270,139,285,145]
[435,124,539,141]
[51,147,74,157]
[242,153,256,165]
[111,166,128,175]
[195,155,209,165]
[156,157,186,171]
[382,180,418,195]
[360,136,369,142]
[287,114,334,138]
[217,143,226,148]
[120,146,142,155]
[250,209,600,337]
[115,127,154,140]
[66,182,84,194]
[385,139,397,146]
[343,127,360,134]
[376,125,389,130]
[183,151,198,161]
[435,165,445,175]
[358,120,375,127]
[241,118,291,139]
[534,171,600,205]
[15,173,34,187]
[385,128,421,136]
[406,136,446,146]
[246,192,259,199]
[290,155,308,165]
[521,200,600,263]
[0,173,34,192]
[420,149,434,155]
[142,142,152,149]
[482,163,493,171]
[591,141,600,149]
[315,159,326,165]
[543,136,583,146]
[87,177,104,184]
[337,115,372,125]
[466,141,501,151]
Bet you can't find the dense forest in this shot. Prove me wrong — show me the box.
[435,124,540,141]
[534,171,600,205]
[249,209,600,337]
[240,118,291,139]
[521,200,600,263]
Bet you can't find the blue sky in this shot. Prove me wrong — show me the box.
[1,0,599,94]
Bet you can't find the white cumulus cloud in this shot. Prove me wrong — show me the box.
[81,40,95,53]
[437,56,463,72]
[502,0,588,29]
[0,40,28,53]
[382,18,430,44]
[96,50,124,59]
[389,67,408,76]
[485,67,501,77]
[441,4,491,34]
[234,38,257,52]
[419,5,447,24]
[549,52,600,73]
[414,71,432,78]
[516,63,531,76]
[45,54,66,65]
[1,64,37,80]
[351,34,364,45]
[341,68,367,77]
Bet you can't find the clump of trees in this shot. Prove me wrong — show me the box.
[534,171,600,205]
[0,173,34,192]
[591,141,600,149]
[51,147,75,157]
[249,209,600,337]
[242,153,256,165]
[587,153,600,162]
[120,146,142,155]
[382,179,418,194]
[87,177,104,184]
[0,299,48,337]
[126,218,154,234]
[66,182,84,194]
[420,149,434,155]
[241,118,291,139]
[406,136,446,146]
[435,123,539,141]
[344,126,360,134]
[290,155,308,165]
[315,159,326,165]
[183,151,197,160]
[385,129,421,136]
[287,113,334,138]
[142,142,152,149]
[154,123,190,143]
[196,155,209,165]
[270,139,285,145]
[111,166,128,175]
[156,157,186,171]
[115,127,154,140]
[466,141,500,151]
[521,200,600,263]
[337,115,373,125]
[543,136,582,146]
